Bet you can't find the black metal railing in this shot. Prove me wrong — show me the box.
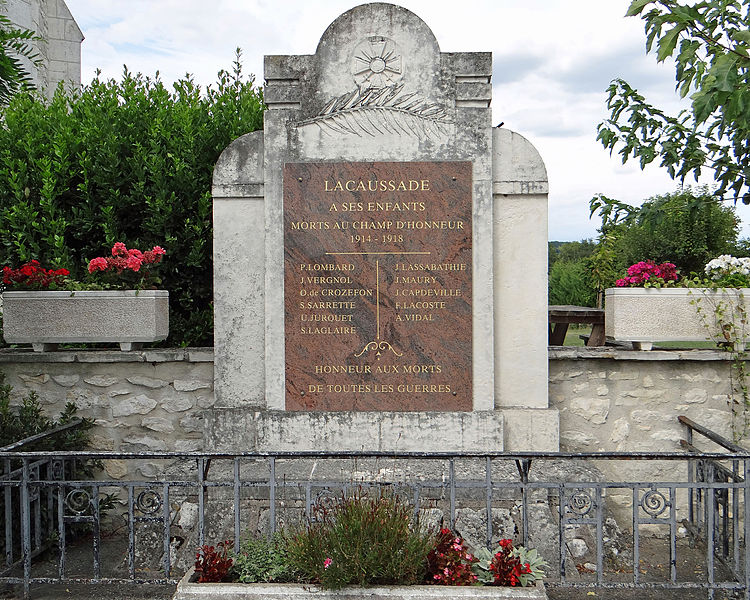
[1,418,86,592]
[0,418,748,599]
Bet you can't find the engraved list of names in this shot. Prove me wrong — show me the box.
[284,161,472,411]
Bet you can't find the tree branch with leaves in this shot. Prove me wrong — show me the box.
[597,0,750,203]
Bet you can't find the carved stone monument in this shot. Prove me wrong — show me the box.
[210,3,557,452]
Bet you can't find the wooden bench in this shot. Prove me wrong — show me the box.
[548,305,605,346]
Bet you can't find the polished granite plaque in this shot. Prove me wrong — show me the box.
[284,161,472,411]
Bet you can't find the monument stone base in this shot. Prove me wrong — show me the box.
[204,407,559,453]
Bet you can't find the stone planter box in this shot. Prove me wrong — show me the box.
[173,569,547,600]
[1,290,169,351]
[605,287,750,350]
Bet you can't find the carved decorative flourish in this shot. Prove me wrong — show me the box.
[640,489,669,518]
[298,84,452,139]
[354,340,403,359]
[65,489,91,515]
[51,459,65,480]
[351,36,403,91]
[568,489,594,516]
[135,489,162,515]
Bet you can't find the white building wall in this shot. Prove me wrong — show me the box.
[2,0,82,99]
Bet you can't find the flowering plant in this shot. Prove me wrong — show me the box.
[615,260,678,287]
[704,255,750,287]
[473,539,547,587]
[284,490,435,590]
[2,260,71,290]
[194,541,233,583]
[425,528,478,585]
[87,242,166,289]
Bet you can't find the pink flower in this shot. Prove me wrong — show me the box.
[88,257,108,273]
[152,246,166,256]
[125,255,143,271]
[616,260,679,287]
[323,557,332,570]
[112,242,128,257]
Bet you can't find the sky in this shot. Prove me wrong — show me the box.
[64,0,750,242]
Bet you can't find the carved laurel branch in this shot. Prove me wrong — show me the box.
[298,84,453,139]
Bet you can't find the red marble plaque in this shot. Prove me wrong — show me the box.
[284,162,472,411]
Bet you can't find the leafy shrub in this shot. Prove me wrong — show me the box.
[0,51,264,346]
[0,372,92,449]
[284,490,436,589]
[425,528,478,585]
[232,533,295,583]
[548,259,596,307]
[195,541,233,583]
[590,188,740,279]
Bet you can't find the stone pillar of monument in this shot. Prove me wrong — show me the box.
[210,3,558,452]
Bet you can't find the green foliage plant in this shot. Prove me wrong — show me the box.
[232,533,295,583]
[548,259,597,307]
[284,490,436,590]
[548,240,597,269]
[0,372,92,449]
[598,0,750,204]
[0,49,264,345]
[589,188,739,278]
[681,258,750,440]
[0,12,39,107]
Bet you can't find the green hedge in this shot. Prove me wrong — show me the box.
[0,55,264,346]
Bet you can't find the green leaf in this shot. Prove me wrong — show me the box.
[657,26,684,62]
[626,0,653,16]
[731,30,750,44]
[710,54,739,93]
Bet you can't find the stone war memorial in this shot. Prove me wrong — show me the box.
[211,2,556,452]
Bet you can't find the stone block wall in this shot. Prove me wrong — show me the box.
[0,348,213,480]
[550,347,743,454]
[550,347,746,523]
[1,346,743,474]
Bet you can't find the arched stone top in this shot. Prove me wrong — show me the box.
[492,128,549,196]
[316,3,440,55]
[312,3,442,109]
[212,130,264,198]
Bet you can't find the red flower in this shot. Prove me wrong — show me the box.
[488,539,528,586]
[125,255,143,271]
[112,242,128,256]
[86,242,166,286]
[88,257,108,273]
[426,529,478,586]
[1,261,70,289]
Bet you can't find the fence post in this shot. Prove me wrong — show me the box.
[21,459,30,600]
[744,458,750,600]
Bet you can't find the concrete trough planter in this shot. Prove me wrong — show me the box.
[173,569,547,600]
[605,287,750,350]
[1,290,169,351]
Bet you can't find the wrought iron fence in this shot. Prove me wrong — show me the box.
[0,417,748,599]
